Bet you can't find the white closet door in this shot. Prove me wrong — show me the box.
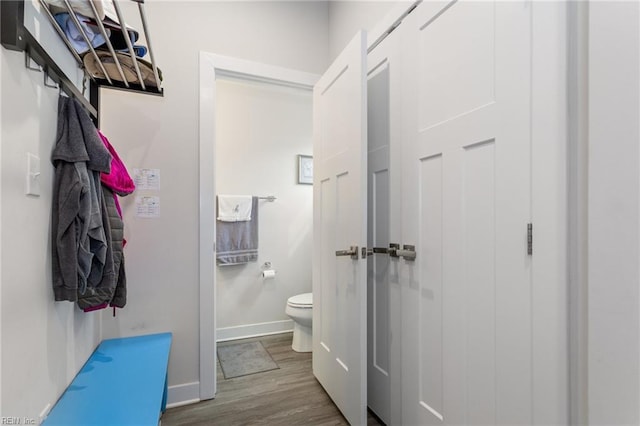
[366,27,403,426]
[400,2,533,424]
[312,31,368,426]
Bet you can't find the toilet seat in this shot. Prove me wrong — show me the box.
[287,292,312,308]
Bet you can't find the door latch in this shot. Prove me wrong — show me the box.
[363,246,392,258]
[362,243,416,260]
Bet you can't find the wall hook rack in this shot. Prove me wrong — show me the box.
[1,0,164,126]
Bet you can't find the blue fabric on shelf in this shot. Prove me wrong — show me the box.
[123,45,148,58]
[54,13,109,54]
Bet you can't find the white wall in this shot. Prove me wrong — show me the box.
[215,78,313,339]
[328,1,405,62]
[0,34,3,419]
[587,2,640,424]
[98,1,328,403]
[0,49,101,420]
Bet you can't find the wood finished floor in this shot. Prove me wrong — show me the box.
[161,333,384,426]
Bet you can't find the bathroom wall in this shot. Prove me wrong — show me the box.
[215,78,313,340]
[98,0,328,404]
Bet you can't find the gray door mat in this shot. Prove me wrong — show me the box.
[217,341,280,379]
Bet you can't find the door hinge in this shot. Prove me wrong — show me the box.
[527,223,533,255]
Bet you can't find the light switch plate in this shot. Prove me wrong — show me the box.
[26,152,41,197]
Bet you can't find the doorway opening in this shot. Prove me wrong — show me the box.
[198,52,318,399]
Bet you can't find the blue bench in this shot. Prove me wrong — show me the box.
[44,332,172,426]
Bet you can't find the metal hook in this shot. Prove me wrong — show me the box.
[25,52,42,72]
[82,71,88,96]
[44,72,58,89]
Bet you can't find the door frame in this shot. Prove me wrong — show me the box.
[365,9,416,421]
[531,3,571,423]
[198,52,319,400]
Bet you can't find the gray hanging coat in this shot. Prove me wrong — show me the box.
[77,186,125,309]
[103,187,127,308]
[51,97,111,302]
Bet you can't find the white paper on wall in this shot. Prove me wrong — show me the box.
[133,168,161,191]
[135,196,160,218]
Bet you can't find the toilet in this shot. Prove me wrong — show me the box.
[285,292,313,352]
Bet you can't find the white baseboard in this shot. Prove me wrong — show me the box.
[167,382,200,409]
[217,319,293,342]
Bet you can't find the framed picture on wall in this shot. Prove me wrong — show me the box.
[298,155,313,185]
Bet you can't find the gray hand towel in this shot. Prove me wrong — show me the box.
[216,196,259,265]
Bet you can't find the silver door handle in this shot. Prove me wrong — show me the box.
[389,244,416,261]
[335,246,359,260]
[397,245,417,261]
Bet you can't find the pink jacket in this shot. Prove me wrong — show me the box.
[99,131,135,216]
[83,132,135,313]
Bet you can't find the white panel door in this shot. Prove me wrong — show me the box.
[400,2,534,424]
[366,28,403,426]
[313,31,368,426]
